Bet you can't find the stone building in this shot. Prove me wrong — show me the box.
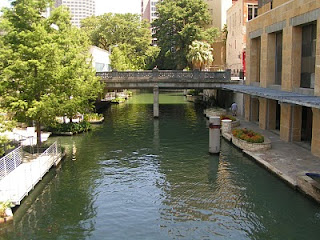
[226,0,258,77]
[243,0,320,156]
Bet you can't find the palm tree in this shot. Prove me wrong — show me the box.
[187,40,214,70]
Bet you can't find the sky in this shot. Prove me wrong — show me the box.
[0,0,141,15]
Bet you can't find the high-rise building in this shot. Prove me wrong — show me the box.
[141,0,160,23]
[55,0,95,28]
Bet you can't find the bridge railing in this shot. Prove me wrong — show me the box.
[96,69,231,81]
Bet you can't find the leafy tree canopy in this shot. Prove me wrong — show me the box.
[187,40,213,70]
[0,0,102,146]
[81,13,159,70]
[152,0,219,70]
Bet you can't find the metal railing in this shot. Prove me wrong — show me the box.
[0,146,23,180]
[97,69,231,81]
[0,141,61,204]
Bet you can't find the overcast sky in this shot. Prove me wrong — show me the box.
[0,0,141,15]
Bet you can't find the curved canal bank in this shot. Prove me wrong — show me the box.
[1,92,320,239]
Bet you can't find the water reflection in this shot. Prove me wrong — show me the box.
[1,92,320,240]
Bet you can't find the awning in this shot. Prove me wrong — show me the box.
[222,84,320,109]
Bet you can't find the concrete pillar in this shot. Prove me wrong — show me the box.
[260,33,268,87]
[315,18,320,96]
[311,108,320,157]
[251,98,259,122]
[268,100,277,130]
[280,103,302,142]
[221,119,232,135]
[209,116,221,154]
[292,105,302,142]
[244,94,251,121]
[259,98,268,130]
[280,103,292,142]
[282,25,302,91]
[247,37,261,84]
[153,86,159,118]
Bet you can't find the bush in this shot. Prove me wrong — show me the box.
[232,128,264,143]
[46,121,92,134]
[220,115,236,121]
[84,113,103,121]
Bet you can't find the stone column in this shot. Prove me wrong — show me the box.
[153,86,159,118]
[280,103,301,142]
[259,98,268,130]
[244,94,251,121]
[268,100,277,130]
[209,116,221,154]
[311,108,320,157]
[282,25,302,91]
[280,103,292,142]
[292,105,302,142]
[251,98,259,122]
[314,18,320,96]
[221,119,232,135]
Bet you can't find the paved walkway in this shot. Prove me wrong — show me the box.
[219,116,320,203]
[236,119,320,186]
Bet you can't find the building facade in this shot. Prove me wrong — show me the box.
[226,0,258,77]
[55,0,95,28]
[244,0,320,156]
[205,0,233,30]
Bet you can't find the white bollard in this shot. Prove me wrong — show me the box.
[209,116,221,154]
[221,119,232,134]
[153,86,159,118]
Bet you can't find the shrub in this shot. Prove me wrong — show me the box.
[232,128,264,143]
[84,113,103,121]
[220,115,236,121]
[46,121,92,134]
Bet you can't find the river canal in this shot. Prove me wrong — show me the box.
[1,92,320,240]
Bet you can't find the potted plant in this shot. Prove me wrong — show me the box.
[231,128,271,151]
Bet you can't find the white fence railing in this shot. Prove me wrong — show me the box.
[0,146,23,180]
[0,141,61,205]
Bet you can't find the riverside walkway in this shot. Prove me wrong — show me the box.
[0,142,62,205]
[224,117,320,203]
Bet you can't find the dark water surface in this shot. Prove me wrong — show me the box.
[1,93,320,240]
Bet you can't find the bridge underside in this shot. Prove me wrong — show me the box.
[102,82,230,90]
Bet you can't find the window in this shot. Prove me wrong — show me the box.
[300,22,317,89]
[275,31,283,85]
[248,4,258,21]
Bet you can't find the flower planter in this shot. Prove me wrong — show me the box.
[232,135,271,152]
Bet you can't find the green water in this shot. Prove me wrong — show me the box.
[1,92,320,240]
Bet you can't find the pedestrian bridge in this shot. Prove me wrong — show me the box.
[96,69,233,89]
[96,69,235,117]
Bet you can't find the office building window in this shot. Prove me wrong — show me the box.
[248,5,258,20]
[300,22,316,89]
[275,31,282,85]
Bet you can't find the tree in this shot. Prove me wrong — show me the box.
[152,0,219,70]
[187,40,213,70]
[0,0,102,147]
[81,13,159,70]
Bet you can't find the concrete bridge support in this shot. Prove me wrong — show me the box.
[153,87,159,118]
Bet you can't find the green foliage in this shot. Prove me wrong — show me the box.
[47,121,92,134]
[81,13,159,70]
[0,0,102,145]
[0,201,14,218]
[187,40,213,70]
[232,128,264,143]
[153,0,218,69]
[84,113,103,121]
[111,98,126,103]
[0,112,15,156]
[187,89,201,96]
